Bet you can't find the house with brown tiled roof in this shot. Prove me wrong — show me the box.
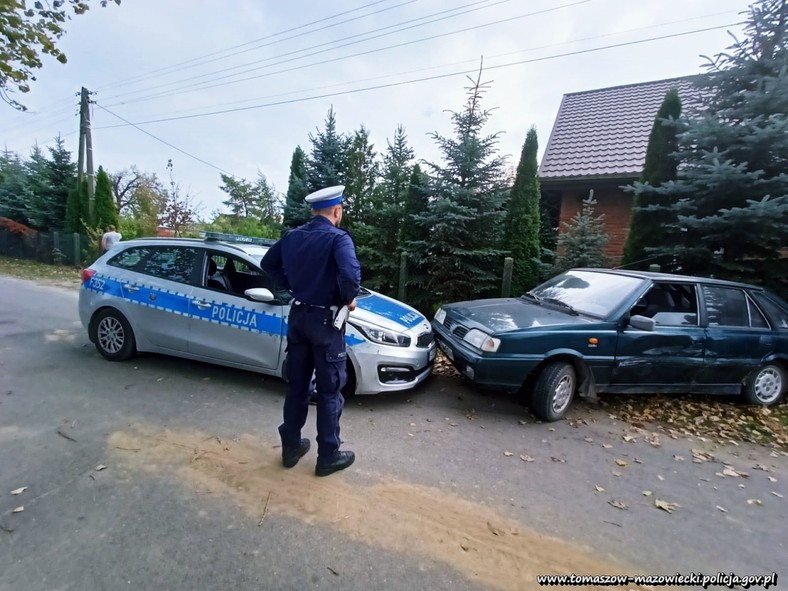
[539,75,701,265]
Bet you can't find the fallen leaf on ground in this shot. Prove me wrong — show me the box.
[12,507,24,513]
[615,459,628,467]
[691,449,714,463]
[771,492,784,499]
[642,490,653,496]
[551,456,566,463]
[609,499,628,510]
[747,499,763,506]
[655,499,679,513]
[503,451,513,457]
[602,443,613,449]
[487,522,505,536]
[595,485,605,493]
[768,476,777,483]
[673,455,685,462]
[721,466,749,478]
[657,475,665,481]
[716,505,728,513]
[95,464,107,471]
[519,454,535,462]
[10,487,27,495]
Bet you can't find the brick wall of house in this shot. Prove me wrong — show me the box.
[559,188,632,265]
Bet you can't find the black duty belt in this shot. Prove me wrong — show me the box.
[293,300,333,309]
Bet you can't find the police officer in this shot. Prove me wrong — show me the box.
[261,185,361,477]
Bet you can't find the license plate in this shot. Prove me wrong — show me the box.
[437,339,454,361]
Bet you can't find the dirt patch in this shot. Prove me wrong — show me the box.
[108,426,651,591]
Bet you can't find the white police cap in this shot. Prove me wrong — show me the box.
[305,185,344,209]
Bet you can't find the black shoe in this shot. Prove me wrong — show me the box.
[315,450,355,477]
[282,438,310,468]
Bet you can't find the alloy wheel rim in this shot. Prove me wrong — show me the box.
[754,368,782,404]
[98,317,124,354]
[552,374,574,413]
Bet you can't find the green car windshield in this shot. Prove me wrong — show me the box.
[529,270,644,318]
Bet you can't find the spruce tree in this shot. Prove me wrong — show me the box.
[282,146,310,230]
[621,89,682,269]
[356,125,414,294]
[342,126,378,231]
[23,144,50,229]
[645,0,788,294]
[503,126,541,295]
[305,107,348,192]
[401,164,431,313]
[45,135,77,230]
[93,166,118,230]
[0,149,31,226]
[554,195,610,272]
[419,70,509,307]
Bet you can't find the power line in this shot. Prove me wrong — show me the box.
[94,103,235,177]
[94,22,739,131]
[113,9,741,122]
[96,0,416,92]
[100,0,509,105]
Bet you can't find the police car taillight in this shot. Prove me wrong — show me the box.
[81,268,96,284]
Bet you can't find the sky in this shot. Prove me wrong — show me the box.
[1,0,752,218]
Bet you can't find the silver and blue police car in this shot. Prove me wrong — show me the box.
[78,232,436,395]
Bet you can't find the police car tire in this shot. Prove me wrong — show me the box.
[342,361,356,397]
[92,309,136,362]
[530,361,575,422]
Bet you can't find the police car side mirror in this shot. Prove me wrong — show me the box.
[245,288,275,303]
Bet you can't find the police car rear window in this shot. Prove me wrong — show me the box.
[108,246,152,270]
[141,247,198,284]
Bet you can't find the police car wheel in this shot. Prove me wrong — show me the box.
[341,361,356,397]
[91,309,136,362]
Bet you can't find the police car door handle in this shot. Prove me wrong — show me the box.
[192,299,211,310]
[123,283,140,293]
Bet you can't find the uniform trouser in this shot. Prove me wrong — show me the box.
[279,305,347,462]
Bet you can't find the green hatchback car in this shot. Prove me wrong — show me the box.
[432,269,788,422]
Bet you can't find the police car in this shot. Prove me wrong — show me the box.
[78,232,436,395]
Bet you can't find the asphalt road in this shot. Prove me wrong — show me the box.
[0,275,785,591]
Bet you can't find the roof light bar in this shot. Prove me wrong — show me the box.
[201,231,277,247]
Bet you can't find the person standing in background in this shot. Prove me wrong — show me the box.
[261,185,361,477]
[101,225,122,253]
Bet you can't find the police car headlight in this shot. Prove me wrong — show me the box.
[434,308,446,325]
[463,329,501,352]
[349,322,411,347]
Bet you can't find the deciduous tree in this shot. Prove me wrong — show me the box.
[0,0,120,110]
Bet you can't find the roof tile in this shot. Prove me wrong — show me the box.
[539,76,701,181]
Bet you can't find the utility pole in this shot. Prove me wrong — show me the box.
[77,87,96,218]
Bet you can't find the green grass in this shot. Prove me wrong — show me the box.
[0,255,82,283]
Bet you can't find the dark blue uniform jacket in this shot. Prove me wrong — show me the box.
[261,216,361,307]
